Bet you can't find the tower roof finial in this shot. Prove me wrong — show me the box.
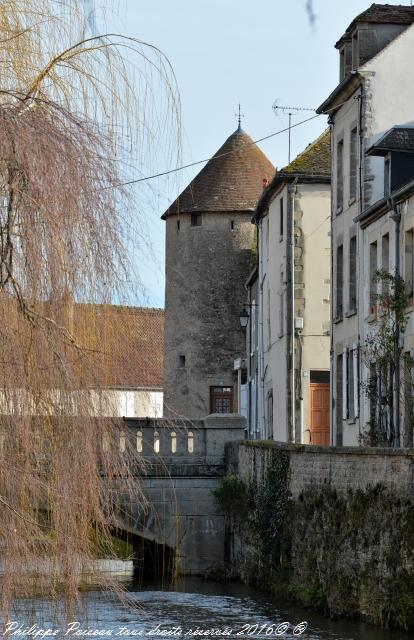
[235,103,244,131]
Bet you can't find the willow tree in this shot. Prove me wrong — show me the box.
[0,0,179,616]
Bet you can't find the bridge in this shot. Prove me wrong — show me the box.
[114,414,246,576]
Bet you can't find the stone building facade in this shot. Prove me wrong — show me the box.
[317,4,414,445]
[162,127,274,419]
[250,132,331,442]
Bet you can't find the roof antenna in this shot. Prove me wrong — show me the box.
[273,101,315,164]
[235,103,244,131]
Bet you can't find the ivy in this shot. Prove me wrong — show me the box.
[361,270,414,447]
[212,474,249,522]
[251,450,290,562]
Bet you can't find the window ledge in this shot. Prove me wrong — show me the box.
[279,236,283,243]
[348,196,356,206]
[366,307,377,323]
[336,206,343,215]
[345,308,357,318]
[333,315,343,324]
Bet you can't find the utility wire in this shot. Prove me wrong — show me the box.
[112,113,321,188]
[109,94,354,188]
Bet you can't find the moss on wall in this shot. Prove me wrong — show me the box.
[221,451,414,631]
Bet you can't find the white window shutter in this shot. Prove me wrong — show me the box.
[342,347,348,420]
[353,343,359,418]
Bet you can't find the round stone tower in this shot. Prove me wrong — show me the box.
[162,127,274,419]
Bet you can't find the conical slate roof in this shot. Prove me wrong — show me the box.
[161,128,275,218]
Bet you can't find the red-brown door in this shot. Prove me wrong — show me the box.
[310,383,330,445]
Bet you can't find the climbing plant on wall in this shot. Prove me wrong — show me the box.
[361,270,414,447]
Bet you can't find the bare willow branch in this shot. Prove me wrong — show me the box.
[0,0,180,617]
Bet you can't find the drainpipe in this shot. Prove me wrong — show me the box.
[389,196,401,448]
[328,116,335,445]
[258,218,266,439]
[288,178,298,442]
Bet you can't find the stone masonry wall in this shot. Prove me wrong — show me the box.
[224,441,414,630]
[228,441,414,496]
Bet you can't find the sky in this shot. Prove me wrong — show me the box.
[98,0,409,308]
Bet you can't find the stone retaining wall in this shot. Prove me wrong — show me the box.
[224,441,414,630]
[226,440,414,496]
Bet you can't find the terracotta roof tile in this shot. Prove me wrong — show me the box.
[162,128,274,218]
[73,304,164,389]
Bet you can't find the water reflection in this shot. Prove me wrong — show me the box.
[1,568,410,640]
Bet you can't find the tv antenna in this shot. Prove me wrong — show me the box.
[272,102,315,163]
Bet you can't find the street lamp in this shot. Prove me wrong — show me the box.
[239,306,249,329]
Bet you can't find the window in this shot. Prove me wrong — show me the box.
[122,391,135,417]
[384,158,391,198]
[280,198,284,237]
[230,220,234,230]
[382,233,390,296]
[336,139,344,212]
[342,345,359,422]
[187,431,194,453]
[191,213,202,227]
[119,431,126,453]
[349,127,357,201]
[178,354,186,368]
[369,241,378,310]
[405,229,414,298]
[250,300,256,355]
[347,350,354,420]
[349,236,357,311]
[153,431,160,454]
[177,219,180,231]
[210,386,233,414]
[136,431,143,453]
[336,354,343,446]
[352,32,358,69]
[335,244,343,319]
[171,431,177,453]
[267,288,271,348]
[267,390,273,438]
[404,354,414,447]
[279,270,284,336]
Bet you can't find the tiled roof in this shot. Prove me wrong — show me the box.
[254,130,331,220]
[280,129,331,176]
[337,3,414,45]
[162,128,274,218]
[0,297,164,390]
[366,126,414,155]
[73,304,164,389]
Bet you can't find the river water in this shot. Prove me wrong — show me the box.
[3,568,410,640]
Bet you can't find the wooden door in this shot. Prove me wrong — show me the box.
[310,383,330,445]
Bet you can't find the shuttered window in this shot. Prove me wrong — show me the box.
[349,236,357,311]
[369,241,378,310]
[405,230,414,298]
[336,139,344,212]
[336,244,343,319]
[336,354,343,446]
[349,127,357,201]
